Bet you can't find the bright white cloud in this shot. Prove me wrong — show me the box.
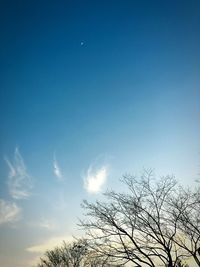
[0,199,21,225]
[53,155,63,181]
[5,147,33,200]
[84,165,108,194]
[26,235,74,253]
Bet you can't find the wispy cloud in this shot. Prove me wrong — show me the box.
[38,218,57,230]
[26,235,74,253]
[53,155,63,181]
[5,147,33,200]
[84,164,108,194]
[29,218,57,231]
[0,199,21,225]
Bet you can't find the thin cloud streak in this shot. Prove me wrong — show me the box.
[5,147,33,199]
[38,219,56,230]
[26,235,74,253]
[84,165,108,194]
[53,155,63,181]
[0,199,21,225]
[28,218,57,230]
[35,218,56,231]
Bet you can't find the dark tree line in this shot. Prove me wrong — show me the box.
[36,239,119,267]
[36,170,200,267]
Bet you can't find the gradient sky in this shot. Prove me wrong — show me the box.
[0,1,200,266]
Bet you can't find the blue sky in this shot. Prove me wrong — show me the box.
[0,1,200,266]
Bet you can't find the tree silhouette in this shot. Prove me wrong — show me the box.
[36,238,120,267]
[80,170,199,267]
[168,185,200,266]
[37,239,88,267]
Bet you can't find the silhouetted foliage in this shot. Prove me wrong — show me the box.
[80,170,200,267]
[169,184,200,266]
[37,239,88,267]
[176,259,189,267]
[36,238,119,267]
[36,170,200,267]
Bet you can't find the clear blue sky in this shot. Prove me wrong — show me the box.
[0,1,200,266]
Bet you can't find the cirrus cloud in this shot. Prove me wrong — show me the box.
[0,199,21,225]
[5,147,33,200]
[28,218,57,231]
[53,155,63,181]
[84,164,108,194]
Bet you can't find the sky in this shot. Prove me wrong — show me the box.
[0,0,200,266]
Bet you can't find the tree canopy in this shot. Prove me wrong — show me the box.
[80,170,200,267]
[36,170,200,267]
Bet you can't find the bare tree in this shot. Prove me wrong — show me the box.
[37,239,89,267]
[80,170,198,267]
[168,185,200,266]
[36,238,119,267]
